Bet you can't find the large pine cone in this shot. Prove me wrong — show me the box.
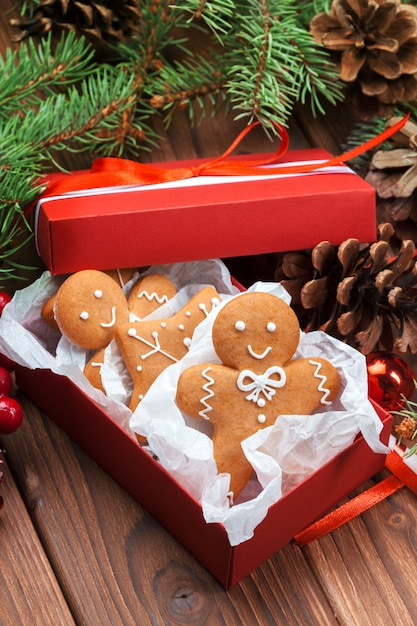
[310,0,417,118]
[274,223,417,354]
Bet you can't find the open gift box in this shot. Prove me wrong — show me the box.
[3,134,395,587]
[1,259,391,589]
[33,147,377,275]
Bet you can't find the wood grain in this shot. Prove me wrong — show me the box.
[2,2,417,623]
[0,446,75,625]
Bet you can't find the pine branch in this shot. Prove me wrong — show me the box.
[149,49,229,125]
[172,0,344,130]
[0,31,151,287]
[172,0,236,38]
[0,31,96,112]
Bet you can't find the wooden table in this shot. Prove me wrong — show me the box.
[1,4,417,624]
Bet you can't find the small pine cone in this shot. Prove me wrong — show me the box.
[395,416,417,439]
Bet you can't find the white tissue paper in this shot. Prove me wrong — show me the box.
[129,281,389,546]
[0,260,388,546]
[0,259,239,436]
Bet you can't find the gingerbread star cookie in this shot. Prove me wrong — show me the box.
[115,286,221,412]
[176,291,341,501]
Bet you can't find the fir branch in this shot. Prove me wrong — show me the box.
[0,31,96,112]
[149,50,229,124]
[0,31,151,286]
[225,1,302,128]
[173,0,236,38]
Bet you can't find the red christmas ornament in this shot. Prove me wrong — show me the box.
[0,291,16,372]
[0,367,12,397]
[0,292,11,315]
[366,352,416,411]
[0,396,23,435]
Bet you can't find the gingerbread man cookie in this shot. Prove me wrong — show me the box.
[115,286,221,412]
[83,273,178,392]
[176,291,341,501]
[41,268,138,330]
[127,274,178,320]
[54,269,131,351]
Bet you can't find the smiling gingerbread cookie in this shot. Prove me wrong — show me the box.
[176,291,341,501]
[54,269,131,351]
[53,270,178,394]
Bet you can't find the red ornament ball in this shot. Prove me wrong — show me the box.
[0,396,23,435]
[366,352,416,411]
[0,367,12,397]
[0,292,11,315]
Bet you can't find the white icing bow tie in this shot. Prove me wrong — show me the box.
[237,366,286,404]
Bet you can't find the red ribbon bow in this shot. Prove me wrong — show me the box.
[43,115,410,198]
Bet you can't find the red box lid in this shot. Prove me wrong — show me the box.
[34,149,376,275]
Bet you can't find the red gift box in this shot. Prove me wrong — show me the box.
[12,140,389,587]
[15,365,391,589]
[34,149,376,275]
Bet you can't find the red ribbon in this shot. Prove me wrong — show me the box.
[42,115,410,197]
[294,447,417,547]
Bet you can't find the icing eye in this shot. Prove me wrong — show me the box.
[94,289,103,299]
[235,320,245,331]
[267,322,276,332]
[80,311,89,320]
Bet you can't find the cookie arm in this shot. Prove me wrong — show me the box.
[284,358,340,414]
[176,364,218,420]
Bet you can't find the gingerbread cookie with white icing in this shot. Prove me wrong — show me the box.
[54,269,130,351]
[41,268,137,330]
[82,273,178,393]
[176,291,341,501]
[115,286,221,412]
[128,274,177,320]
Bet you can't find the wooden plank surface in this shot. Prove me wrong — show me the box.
[1,2,417,624]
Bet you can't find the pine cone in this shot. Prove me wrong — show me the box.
[274,223,417,354]
[310,0,417,118]
[11,0,141,49]
[365,116,417,240]
[395,415,417,438]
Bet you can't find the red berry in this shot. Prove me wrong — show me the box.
[0,396,23,434]
[0,367,12,397]
[0,292,11,316]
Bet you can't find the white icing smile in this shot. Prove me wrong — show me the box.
[247,345,272,360]
[100,306,117,328]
